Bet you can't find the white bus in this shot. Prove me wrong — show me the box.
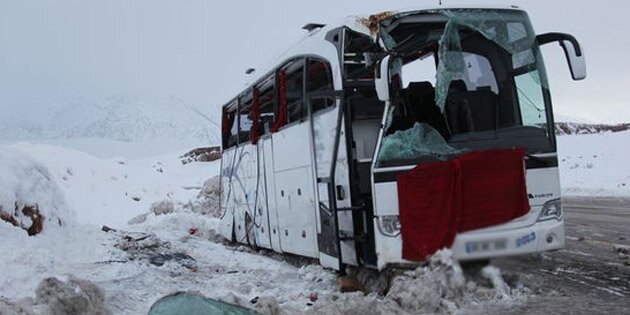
[219,5,586,271]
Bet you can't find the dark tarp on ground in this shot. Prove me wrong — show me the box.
[397,148,529,261]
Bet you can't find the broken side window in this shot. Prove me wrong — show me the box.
[238,93,253,144]
[282,59,305,124]
[222,102,238,149]
[258,75,275,135]
[306,59,334,113]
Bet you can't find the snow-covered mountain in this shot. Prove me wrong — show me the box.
[0,96,220,144]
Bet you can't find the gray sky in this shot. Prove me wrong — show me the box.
[0,0,627,123]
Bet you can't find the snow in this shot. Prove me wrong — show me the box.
[558,130,630,197]
[3,142,218,227]
[0,147,72,233]
[0,96,220,145]
[1,129,628,314]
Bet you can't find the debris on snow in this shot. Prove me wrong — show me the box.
[113,231,197,270]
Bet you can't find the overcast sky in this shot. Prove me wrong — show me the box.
[0,0,627,123]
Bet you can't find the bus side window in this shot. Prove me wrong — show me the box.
[239,93,253,144]
[307,59,334,113]
[222,105,238,149]
[258,76,275,135]
[282,60,305,123]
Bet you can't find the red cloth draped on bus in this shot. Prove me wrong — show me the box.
[396,148,529,261]
[250,87,260,144]
[271,71,287,133]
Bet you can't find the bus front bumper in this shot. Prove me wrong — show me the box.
[451,219,564,261]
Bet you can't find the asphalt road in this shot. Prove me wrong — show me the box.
[481,196,630,314]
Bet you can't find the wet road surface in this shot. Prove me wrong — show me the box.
[483,196,630,314]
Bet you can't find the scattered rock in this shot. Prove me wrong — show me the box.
[180,147,221,165]
[101,225,116,233]
[555,122,630,135]
[35,277,111,315]
[0,203,45,236]
[0,297,31,315]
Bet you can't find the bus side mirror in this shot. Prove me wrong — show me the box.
[375,55,391,101]
[537,32,586,81]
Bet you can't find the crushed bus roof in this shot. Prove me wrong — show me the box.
[223,4,527,108]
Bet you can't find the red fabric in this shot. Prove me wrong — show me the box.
[458,148,530,232]
[397,160,461,261]
[221,108,229,135]
[397,148,529,261]
[271,71,287,133]
[250,87,260,144]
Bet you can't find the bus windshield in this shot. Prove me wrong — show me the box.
[376,9,554,167]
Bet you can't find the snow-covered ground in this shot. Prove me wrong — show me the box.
[558,130,630,197]
[1,130,628,314]
[0,139,530,314]
[2,142,217,228]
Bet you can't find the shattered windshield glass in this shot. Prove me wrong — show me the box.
[376,9,553,166]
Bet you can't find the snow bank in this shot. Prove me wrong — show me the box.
[558,131,630,196]
[3,142,219,228]
[0,276,111,315]
[308,250,528,315]
[0,147,72,234]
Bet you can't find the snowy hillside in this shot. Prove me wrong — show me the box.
[0,96,220,145]
[558,130,630,196]
[1,142,218,228]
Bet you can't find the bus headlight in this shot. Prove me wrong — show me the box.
[537,198,562,222]
[377,215,401,237]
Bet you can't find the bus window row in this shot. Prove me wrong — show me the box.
[222,57,334,149]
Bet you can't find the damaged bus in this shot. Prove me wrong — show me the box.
[219,5,586,270]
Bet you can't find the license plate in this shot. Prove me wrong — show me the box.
[465,239,507,253]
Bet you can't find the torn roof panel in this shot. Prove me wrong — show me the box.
[223,5,530,108]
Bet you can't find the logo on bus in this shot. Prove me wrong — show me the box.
[516,232,536,247]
